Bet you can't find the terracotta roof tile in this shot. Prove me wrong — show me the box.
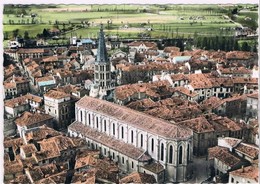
[142,162,164,174]
[15,111,53,127]
[44,90,71,99]
[230,166,258,182]
[177,116,214,133]
[17,48,45,54]
[69,121,151,160]
[76,96,193,139]
[120,172,156,183]
[235,143,259,159]
[208,146,242,167]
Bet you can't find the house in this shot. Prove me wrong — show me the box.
[111,50,127,60]
[128,41,157,53]
[246,92,258,118]
[172,86,199,102]
[15,111,54,136]
[228,166,258,184]
[207,137,258,183]
[119,172,156,183]
[4,95,31,118]
[4,76,30,99]
[208,146,248,182]
[35,76,57,93]
[44,90,76,129]
[17,48,49,60]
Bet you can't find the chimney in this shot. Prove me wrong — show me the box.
[241,165,244,172]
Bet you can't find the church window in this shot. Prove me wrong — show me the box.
[161,143,164,161]
[121,127,124,139]
[187,144,190,161]
[141,134,143,147]
[151,138,154,152]
[179,146,183,164]
[169,145,173,163]
[131,130,134,143]
[113,123,115,135]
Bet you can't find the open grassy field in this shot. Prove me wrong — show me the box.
[3,4,258,40]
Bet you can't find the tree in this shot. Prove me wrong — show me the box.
[241,42,250,51]
[24,31,29,39]
[12,29,19,38]
[42,28,50,38]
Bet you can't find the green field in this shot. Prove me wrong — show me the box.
[3,4,258,40]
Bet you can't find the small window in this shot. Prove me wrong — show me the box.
[231,177,234,183]
[132,161,134,168]
[122,157,125,164]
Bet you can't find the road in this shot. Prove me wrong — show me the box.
[183,156,209,184]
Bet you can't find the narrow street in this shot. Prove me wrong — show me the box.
[183,156,209,184]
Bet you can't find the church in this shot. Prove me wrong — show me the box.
[68,25,194,182]
[89,24,113,99]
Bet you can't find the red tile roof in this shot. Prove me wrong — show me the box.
[230,166,258,182]
[119,172,156,183]
[208,146,242,167]
[69,121,151,161]
[177,116,214,133]
[235,143,259,159]
[76,96,193,140]
[17,48,45,54]
[15,111,53,127]
[44,90,71,99]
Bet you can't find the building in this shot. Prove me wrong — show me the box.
[246,92,258,118]
[15,111,54,136]
[4,93,43,119]
[208,137,259,182]
[44,90,76,129]
[94,24,112,89]
[4,76,30,99]
[228,166,258,184]
[68,96,193,182]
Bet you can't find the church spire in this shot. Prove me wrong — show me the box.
[96,24,108,63]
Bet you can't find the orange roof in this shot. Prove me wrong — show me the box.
[44,90,71,99]
[208,146,242,167]
[75,96,192,139]
[177,116,214,133]
[230,166,258,182]
[15,111,53,127]
[17,48,45,54]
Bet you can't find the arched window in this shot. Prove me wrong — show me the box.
[151,138,154,152]
[113,123,115,135]
[96,117,99,129]
[80,111,83,122]
[131,130,134,143]
[161,143,164,161]
[187,144,190,161]
[179,146,183,164]
[141,134,143,147]
[121,127,124,139]
[88,114,91,125]
[169,145,173,163]
[104,120,107,132]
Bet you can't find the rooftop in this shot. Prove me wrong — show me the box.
[230,166,258,182]
[119,172,156,183]
[69,121,151,161]
[235,143,259,159]
[208,146,242,167]
[76,96,193,140]
[15,111,53,127]
[44,90,71,99]
[177,116,214,133]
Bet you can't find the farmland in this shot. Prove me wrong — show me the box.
[3,4,258,40]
